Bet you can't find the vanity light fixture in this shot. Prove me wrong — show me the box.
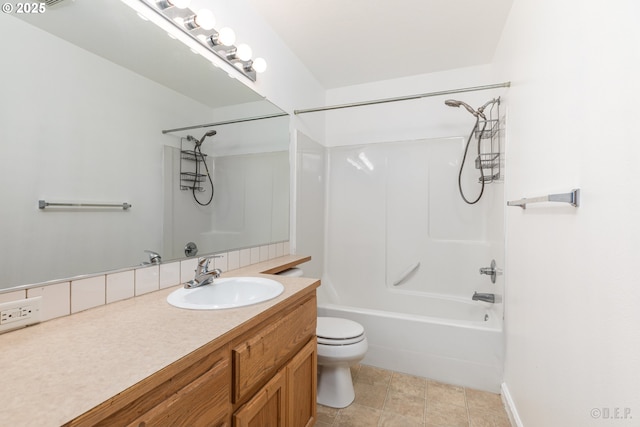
[156,0,190,9]
[122,0,267,81]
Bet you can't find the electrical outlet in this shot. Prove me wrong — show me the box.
[0,297,42,333]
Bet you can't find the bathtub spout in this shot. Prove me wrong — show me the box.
[472,292,495,303]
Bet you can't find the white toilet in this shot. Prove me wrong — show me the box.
[277,268,368,408]
[316,316,368,408]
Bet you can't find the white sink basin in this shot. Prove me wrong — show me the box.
[167,277,284,310]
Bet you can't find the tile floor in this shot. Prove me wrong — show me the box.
[316,364,512,427]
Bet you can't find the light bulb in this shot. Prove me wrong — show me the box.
[252,57,267,73]
[218,27,236,46]
[195,9,215,30]
[236,44,252,61]
[168,0,190,8]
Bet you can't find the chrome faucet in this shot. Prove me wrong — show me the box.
[472,292,495,303]
[184,257,222,289]
[144,250,162,265]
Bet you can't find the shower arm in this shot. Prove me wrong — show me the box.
[476,98,500,119]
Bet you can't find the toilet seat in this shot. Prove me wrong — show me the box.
[317,317,365,345]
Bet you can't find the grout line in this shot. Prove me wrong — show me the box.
[377,372,392,426]
[463,387,472,427]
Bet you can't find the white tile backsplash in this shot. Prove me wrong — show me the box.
[214,253,228,272]
[0,241,290,327]
[240,249,251,267]
[0,290,26,303]
[27,282,70,321]
[106,271,135,304]
[259,245,269,262]
[180,258,198,283]
[71,276,106,313]
[159,262,181,289]
[250,247,261,264]
[135,265,159,296]
[227,250,240,271]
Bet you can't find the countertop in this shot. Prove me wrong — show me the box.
[0,255,318,427]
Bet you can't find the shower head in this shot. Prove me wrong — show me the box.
[444,99,484,119]
[197,130,217,147]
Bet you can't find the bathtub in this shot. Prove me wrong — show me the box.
[317,295,503,393]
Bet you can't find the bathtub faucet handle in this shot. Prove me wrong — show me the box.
[479,259,497,284]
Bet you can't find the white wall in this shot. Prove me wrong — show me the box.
[294,132,326,280]
[493,1,640,425]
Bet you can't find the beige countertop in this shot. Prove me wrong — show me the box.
[0,255,318,427]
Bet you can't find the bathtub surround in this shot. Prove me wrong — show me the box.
[312,135,504,392]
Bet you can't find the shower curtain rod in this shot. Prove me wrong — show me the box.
[293,82,511,115]
[161,112,289,134]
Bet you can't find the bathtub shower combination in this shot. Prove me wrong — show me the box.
[320,130,504,392]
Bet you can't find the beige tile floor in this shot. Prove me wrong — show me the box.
[316,364,512,427]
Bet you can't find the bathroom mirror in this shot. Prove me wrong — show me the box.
[0,0,289,290]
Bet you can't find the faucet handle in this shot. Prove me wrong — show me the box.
[144,250,162,264]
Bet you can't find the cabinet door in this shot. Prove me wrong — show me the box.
[232,296,316,403]
[287,338,317,427]
[234,369,286,427]
[127,357,230,427]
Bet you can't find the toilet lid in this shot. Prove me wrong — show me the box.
[317,317,364,343]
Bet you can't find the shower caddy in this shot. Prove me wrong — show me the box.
[474,101,502,183]
[179,137,207,192]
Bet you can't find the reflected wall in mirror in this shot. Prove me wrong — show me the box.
[0,0,289,290]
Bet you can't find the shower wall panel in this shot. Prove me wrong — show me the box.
[325,137,499,305]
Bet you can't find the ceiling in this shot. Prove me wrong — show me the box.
[248,0,514,89]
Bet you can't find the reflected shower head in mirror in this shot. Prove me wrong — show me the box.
[444,99,485,119]
[197,130,217,147]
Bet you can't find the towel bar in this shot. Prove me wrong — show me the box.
[39,200,132,210]
[507,189,580,209]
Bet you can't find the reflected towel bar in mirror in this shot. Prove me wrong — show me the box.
[38,200,132,210]
[507,189,580,209]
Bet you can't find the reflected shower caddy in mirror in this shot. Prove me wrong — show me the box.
[180,137,207,192]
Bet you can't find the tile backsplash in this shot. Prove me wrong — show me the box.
[1,242,289,330]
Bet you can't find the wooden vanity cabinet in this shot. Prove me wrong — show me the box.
[286,338,317,427]
[64,344,232,427]
[233,338,317,427]
[66,290,317,427]
[232,295,317,427]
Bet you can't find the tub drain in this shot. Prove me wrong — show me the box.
[484,314,489,321]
